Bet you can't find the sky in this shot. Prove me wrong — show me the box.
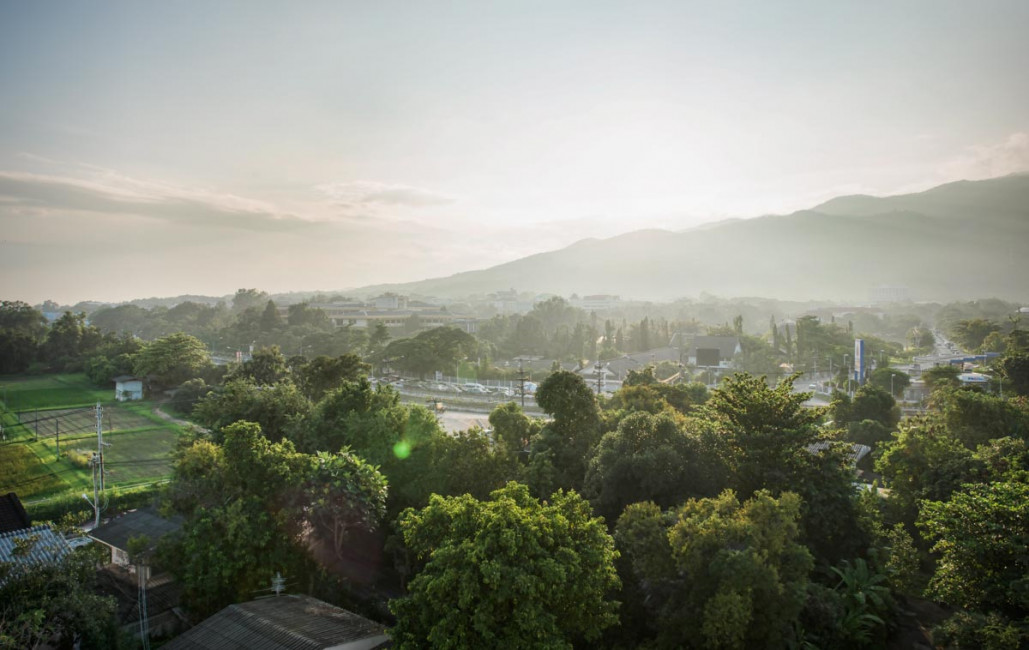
[1,1,1028,305]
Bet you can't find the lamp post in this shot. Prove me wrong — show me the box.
[844,354,851,396]
[891,373,895,398]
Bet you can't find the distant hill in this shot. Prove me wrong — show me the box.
[353,174,1029,302]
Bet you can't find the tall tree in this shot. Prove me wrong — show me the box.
[532,370,602,492]
[390,482,620,649]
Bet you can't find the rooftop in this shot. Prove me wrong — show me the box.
[89,506,183,552]
[163,594,389,650]
[0,492,31,533]
[0,524,71,581]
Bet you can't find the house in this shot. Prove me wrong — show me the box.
[0,492,32,533]
[0,525,71,584]
[113,375,144,401]
[163,593,390,650]
[88,506,183,566]
[689,336,742,368]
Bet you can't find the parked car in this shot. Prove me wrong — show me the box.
[461,383,488,394]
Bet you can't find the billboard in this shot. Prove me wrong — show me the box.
[854,339,865,385]
[696,348,721,367]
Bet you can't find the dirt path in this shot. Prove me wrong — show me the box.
[152,404,208,433]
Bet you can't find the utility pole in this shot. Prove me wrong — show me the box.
[595,361,604,396]
[137,561,151,650]
[96,403,106,491]
[517,360,528,408]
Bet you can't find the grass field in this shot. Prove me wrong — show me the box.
[0,373,185,503]
[0,373,111,411]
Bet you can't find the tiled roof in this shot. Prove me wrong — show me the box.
[0,492,31,533]
[0,525,71,580]
[89,507,183,552]
[164,594,389,650]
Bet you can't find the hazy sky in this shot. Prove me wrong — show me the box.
[2,1,1028,304]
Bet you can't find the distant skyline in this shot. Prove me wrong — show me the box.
[2,1,1028,304]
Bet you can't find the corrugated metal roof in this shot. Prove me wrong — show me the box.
[164,594,388,650]
[0,524,71,580]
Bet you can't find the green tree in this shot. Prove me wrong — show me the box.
[869,367,910,398]
[304,449,388,561]
[389,482,620,649]
[933,387,1029,448]
[0,300,47,339]
[950,318,1001,351]
[296,353,369,401]
[165,421,387,616]
[704,373,821,497]
[369,321,391,354]
[834,385,899,430]
[192,379,310,443]
[260,300,283,332]
[226,345,290,385]
[922,365,961,392]
[584,411,710,522]
[531,370,601,493]
[705,373,866,564]
[231,288,268,314]
[381,327,477,377]
[875,421,978,526]
[41,311,102,368]
[488,401,543,457]
[0,544,120,649]
[616,490,813,649]
[998,351,1029,396]
[286,302,330,329]
[919,480,1029,647]
[133,332,212,389]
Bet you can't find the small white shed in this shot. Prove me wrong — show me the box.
[113,375,144,401]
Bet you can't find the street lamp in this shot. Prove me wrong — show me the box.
[844,354,851,395]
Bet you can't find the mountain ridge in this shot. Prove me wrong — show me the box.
[349,174,1029,302]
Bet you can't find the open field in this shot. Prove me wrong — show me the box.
[0,443,67,498]
[0,374,184,503]
[0,373,111,411]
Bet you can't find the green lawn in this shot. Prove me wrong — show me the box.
[0,373,112,411]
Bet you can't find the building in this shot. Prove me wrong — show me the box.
[113,375,144,401]
[0,492,31,533]
[688,336,742,368]
[89,507,183,566]
[163,594,390,650]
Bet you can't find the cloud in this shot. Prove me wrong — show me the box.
[316,180,456,209]
[937,132,1029,181]
[0,169,313,232]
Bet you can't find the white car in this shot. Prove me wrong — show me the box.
[462,383,488,394]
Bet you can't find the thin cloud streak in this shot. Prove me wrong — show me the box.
[0,170,314,232]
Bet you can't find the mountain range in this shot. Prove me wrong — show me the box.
[352,174,1029,303]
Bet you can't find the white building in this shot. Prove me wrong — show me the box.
[113,375,144,401]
